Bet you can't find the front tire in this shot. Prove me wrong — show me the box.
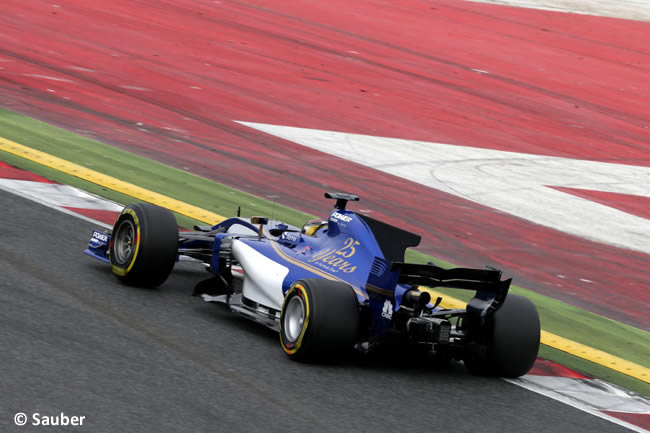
[110,203,178,287]
[279,279,360,361]
[464,294,540,378]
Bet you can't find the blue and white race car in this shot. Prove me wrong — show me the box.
[85,192,540,377]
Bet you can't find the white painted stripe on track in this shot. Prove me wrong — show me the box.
[0,178,197,263]
[238,122,650,256]
[517,375,650,413]
[0,179,123,211]
[506,377,650,433]
[0,179,113,229]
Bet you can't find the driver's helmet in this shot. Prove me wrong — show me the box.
[301,219,328,236]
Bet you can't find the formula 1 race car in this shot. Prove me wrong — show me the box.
[85,192,540,377]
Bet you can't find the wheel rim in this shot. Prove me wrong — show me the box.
[113,219,136,264]
[284,295,305,342]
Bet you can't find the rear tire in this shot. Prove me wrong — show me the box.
[464,294,540,378]
[110,203,178,287]
[279,279,360,361]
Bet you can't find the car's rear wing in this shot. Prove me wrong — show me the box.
[367,257,511,319]
[392,262,509,291]
[391,262,511,317]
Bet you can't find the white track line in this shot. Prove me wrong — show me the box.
[0,179,123,211]
[0,179,114,229]
[507,376,649,432]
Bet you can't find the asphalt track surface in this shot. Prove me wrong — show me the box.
[1,190,632,433]
[1,0,649,330]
